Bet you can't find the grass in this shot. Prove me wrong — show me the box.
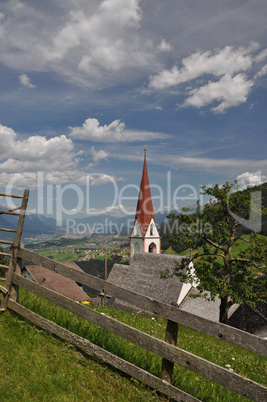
[0,306,166,401]
[179,234,257,259]
[36,248,85,263]
[2,288,264,401]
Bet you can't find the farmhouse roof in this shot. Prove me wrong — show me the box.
[134,146,155,236]
[23,262,90,302]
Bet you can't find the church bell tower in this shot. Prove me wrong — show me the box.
[130,146,161,259]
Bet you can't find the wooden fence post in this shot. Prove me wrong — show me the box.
[9,257,23,302]
[160,319,179,383]
[1,189,29,311]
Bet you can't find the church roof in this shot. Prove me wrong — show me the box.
[108,252,187,305]
[134,147,155,236]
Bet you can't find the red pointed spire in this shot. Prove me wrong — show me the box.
[135,145,155,236]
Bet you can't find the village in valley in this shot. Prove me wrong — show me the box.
[24,235,130,264]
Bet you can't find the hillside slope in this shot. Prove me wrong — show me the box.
[0,309,166,402]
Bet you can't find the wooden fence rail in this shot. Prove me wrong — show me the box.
[0,246,266,401]
[18,248,267,357]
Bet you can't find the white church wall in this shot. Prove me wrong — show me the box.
[130,238,143,259]
[144,218,160,238]
[177,261,197,305]
[143,237,161,254]
[131,219,142,237]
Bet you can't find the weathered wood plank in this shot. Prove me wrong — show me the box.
[8,300,199,402]
[12,274,267,401]
[0,251,12,256]
[0,228,16,233]
[18,248,267,357]
[0,285,8,294]
[1,189,29,310]
[0,240,13,245]
[0,264,9,269]
[0,192,23,199]
[0,211,20,216]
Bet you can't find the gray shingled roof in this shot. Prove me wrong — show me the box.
[108,252,187,305]
[179,288,239,322]
[107,252,266,336]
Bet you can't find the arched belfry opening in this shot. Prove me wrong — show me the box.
[149,242,157,253]
[130,146,161,260]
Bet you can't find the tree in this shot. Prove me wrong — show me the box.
[168,181,267,324]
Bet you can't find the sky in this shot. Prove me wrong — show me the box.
[0,0,267,222]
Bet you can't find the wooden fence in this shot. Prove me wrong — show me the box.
[0,191,266,401]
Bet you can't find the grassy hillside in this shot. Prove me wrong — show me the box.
[0,307,166,401]
[0,288,266,401]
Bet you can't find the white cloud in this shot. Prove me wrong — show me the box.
[0,123,128,190]
[236,172,267,187]
[254,64,267,79]
[149,45,254,89]
[0,124,17,155]
[153,152,267,177]
[149,43,267,113]
[183,74,254,113]
[84,204,132,217]
[0,0,149,86]
[0,124,83,187]
[19,74,36,88]
[90,146,109,164]
[88,174,124,186]
[157,39,172,52]
[0,124,77,171]
[254,48,267,63]
[69,118,168,142]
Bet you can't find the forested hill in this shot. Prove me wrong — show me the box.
[160,182,267,252]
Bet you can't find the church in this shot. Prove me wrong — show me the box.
[129,146,161,259]
[107,148,267,337]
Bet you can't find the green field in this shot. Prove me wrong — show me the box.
[36,248,85,262]
[0,308,165,402]
[26,236,130,264]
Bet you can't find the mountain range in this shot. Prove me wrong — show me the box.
[0,208,167,243]
[1,182,266,244]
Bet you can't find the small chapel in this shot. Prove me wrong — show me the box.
[129,146,161,259]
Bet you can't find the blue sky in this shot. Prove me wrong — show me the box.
[0,0,266,220]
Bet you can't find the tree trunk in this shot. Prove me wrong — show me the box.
[219,296,229,324]
[220,250,232,324]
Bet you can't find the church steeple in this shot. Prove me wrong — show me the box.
[135,145,155,236]
[130,146,161,259]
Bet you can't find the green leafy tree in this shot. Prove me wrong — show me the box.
[168,182,267,324]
